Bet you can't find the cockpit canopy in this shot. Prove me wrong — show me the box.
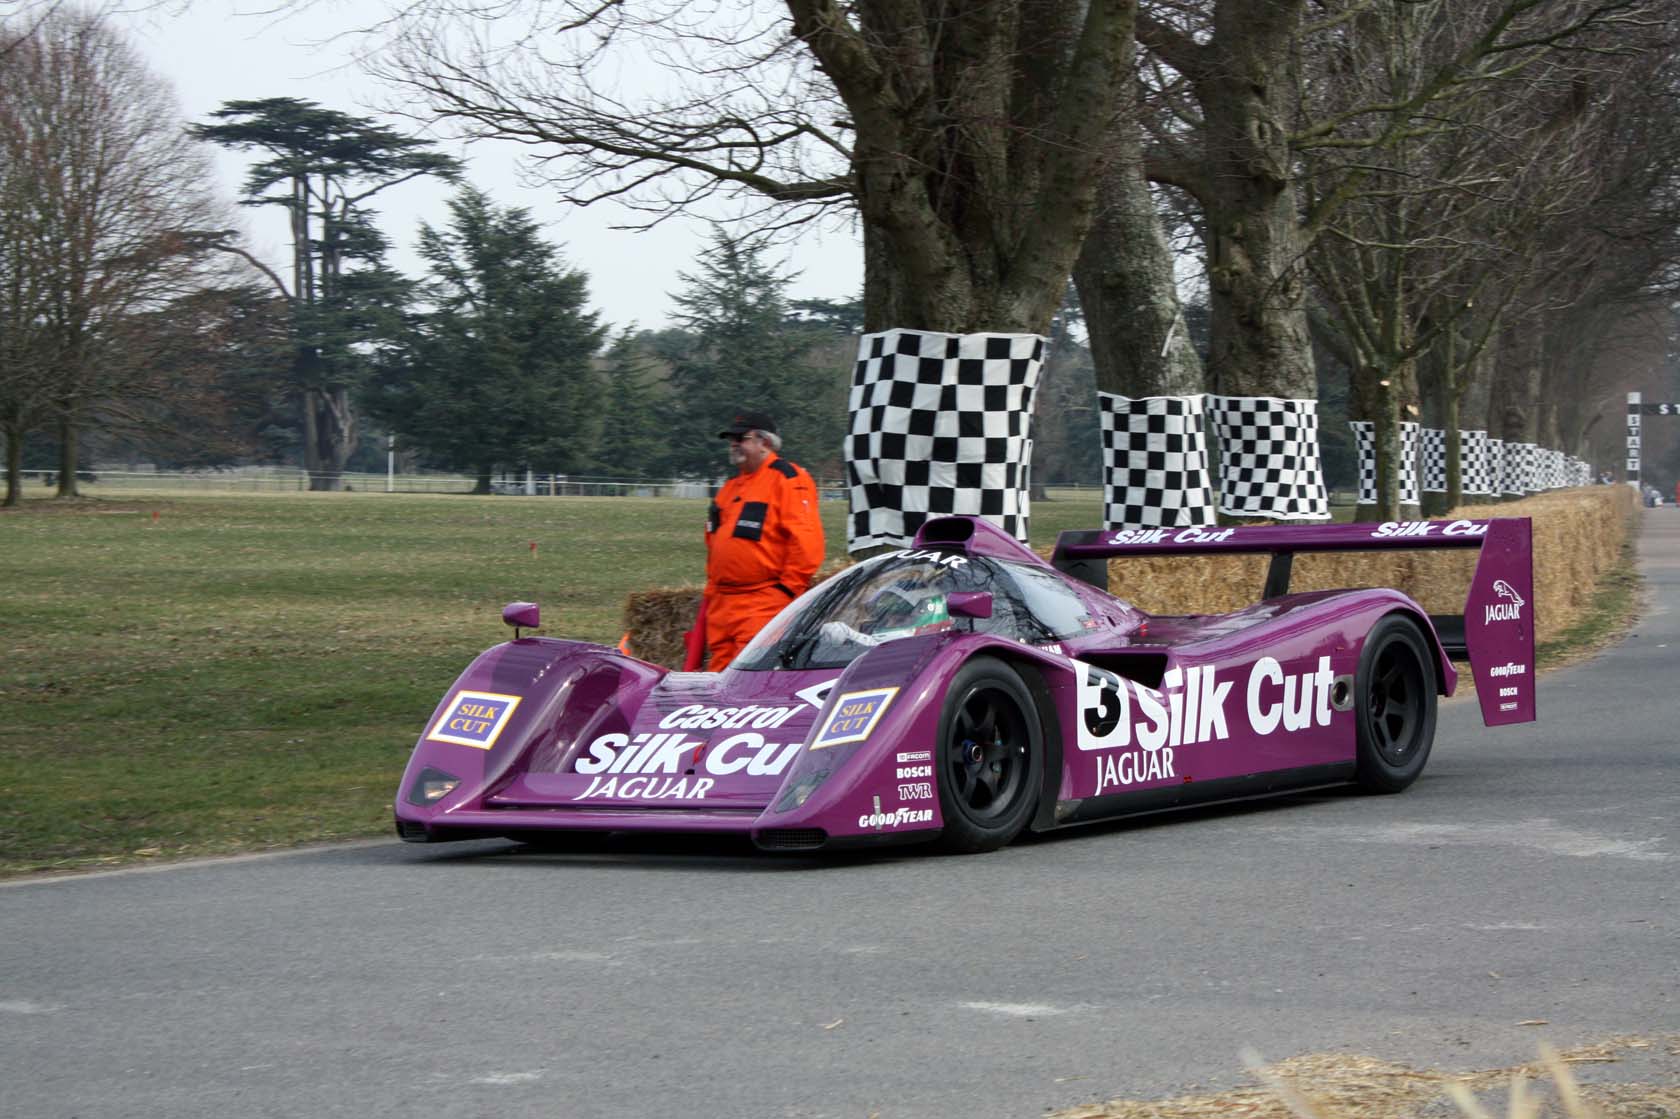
[733,547,1139,671]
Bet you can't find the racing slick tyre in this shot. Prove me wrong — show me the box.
[934,656,1044,853]
[1354,613,1438,794]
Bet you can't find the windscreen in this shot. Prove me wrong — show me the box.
[732,549,1109,671]
[733,552,993,671]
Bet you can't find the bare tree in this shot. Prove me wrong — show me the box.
[0,130,57,504]
[0,9,63,504]
[1300,2,1631,516]
[1,10,232,498]
[359,0,1137,336]
[1420,6,1680,505]
[1137,0,1662,410]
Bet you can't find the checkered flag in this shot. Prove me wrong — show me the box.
[1501,440,1526,496]
[1399,422,1420,505]
[1421,428,1447,494]
[1461,430,1496,496]
[1351,421,1377,505]
[1207,396,1330,520]
[1520,442,1542,492]
[1096,393,1215,529]
[846,329,1044,551]
[1348,420,1421,506]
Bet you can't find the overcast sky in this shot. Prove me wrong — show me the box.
[111,2,864,332]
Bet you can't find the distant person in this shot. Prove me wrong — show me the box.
[694,410,825,672]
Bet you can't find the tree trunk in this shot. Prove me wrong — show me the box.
[1487,329,1541,446]
[1536,316,1575,453]
[1075,118,1204,397]
[3,429,21,507]
[55,415,79,498]
[1194,1,1315,399]
[1351,362,1405,523]
[1442,389,1462,513]
[473,468,492,495]
[1417,334,1450,516]
[303,386,356,492]
[1204,199,1315,398]
[804,0,1137,337]
[853,155,1086,336]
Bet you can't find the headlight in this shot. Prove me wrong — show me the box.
[407,766,462,806]
[772,768,832,812]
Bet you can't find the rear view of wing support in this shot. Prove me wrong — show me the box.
[1052,519,1535,727]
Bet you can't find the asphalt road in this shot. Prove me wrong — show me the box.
[5,511,1678,1119]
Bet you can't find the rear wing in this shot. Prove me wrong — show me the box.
[1051,518,1535,727]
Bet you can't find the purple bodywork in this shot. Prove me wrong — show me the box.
[394,514,1535,853]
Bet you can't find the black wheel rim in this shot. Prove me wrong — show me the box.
[1368,640,1425,766]
[945,685,1030,824]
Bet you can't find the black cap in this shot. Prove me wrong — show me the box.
[717,410,778,438]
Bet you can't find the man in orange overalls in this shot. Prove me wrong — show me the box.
[701,410,826,671]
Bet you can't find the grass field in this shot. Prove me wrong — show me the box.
[0,488,1115,876]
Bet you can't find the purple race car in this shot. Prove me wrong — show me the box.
[395,514,1535,854]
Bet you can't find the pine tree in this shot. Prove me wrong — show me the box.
[663,234,823,478]
[364,185,605,492]
[596,328,670,479]
[191,98,459,489]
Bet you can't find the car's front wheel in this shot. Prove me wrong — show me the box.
[1354,613,1438,793]
[935,657,1043,853]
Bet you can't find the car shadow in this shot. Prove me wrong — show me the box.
[1013,782,1364,847]
[370,785,1364,871]
[379,830,925,873]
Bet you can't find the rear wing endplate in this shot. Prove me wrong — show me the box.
[1051,519,1535,727]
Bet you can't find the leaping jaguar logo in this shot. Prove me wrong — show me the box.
[1486,580,1525,624]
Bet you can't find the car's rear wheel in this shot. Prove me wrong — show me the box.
[935,657,1043,853]
[1354,613,1437,793]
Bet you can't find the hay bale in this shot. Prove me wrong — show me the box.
[620,586,705,668]
[1449,485,1637,643]
[1046,1035,1679,1119]
[1107,554,1271,616]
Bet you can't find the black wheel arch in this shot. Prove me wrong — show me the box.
[1374,605,1454,696]
[950,647,1064,835]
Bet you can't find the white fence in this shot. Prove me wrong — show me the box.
[13,467,826,498]
[12,468,1366,506]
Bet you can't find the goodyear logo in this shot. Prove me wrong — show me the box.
[812,687,898,750]
[428,690,522,750]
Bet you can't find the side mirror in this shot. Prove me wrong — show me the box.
[503,602,540,637]
[947,591,993,620]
